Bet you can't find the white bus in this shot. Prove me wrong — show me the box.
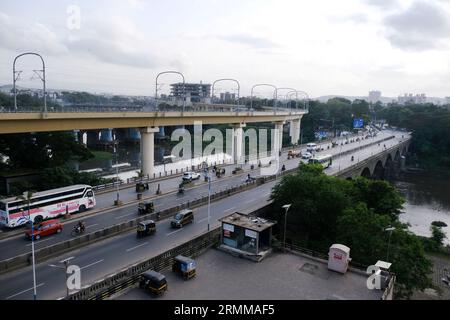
[0,184,96,228]
[308,154,333,169]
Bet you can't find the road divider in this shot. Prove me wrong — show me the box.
[0,134,403,275]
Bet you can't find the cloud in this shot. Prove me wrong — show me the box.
[64,16,159,68]
[383,1,450,51]
[364,0,398,9]
[215,34,280,50]
[0,12,68,55]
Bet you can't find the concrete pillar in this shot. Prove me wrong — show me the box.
[233,123,246,164]
[274,121,284,153]
[100,128,113,142]
[290,118,301,145]
[86,130,100,147]
[140,127,159,177]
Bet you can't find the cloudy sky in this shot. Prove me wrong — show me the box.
[1,0,450,98]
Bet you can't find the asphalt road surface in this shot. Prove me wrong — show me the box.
[0,129,409,300]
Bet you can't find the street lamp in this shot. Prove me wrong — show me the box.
[22,209,37,300]
[211,79,240,111]
[206,168,212,232]
[155,71,186,112]
[282,204,291,251]
[250,84,278,112]
[13,52,47,112]
[385,227,395,261]
[48,257,75,297]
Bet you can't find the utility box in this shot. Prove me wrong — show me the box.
[328,244,351,274]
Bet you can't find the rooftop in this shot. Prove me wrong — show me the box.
[219,212,276,232]
[117,249,385,300]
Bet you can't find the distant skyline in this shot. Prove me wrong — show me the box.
[1,0,450,98]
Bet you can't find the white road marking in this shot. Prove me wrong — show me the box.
[197,217,209,224]
[223,206,236,213]
[166,229,183,236]
[80,259,104,270]
[126,242,148,252]
[25,237,53,247]
[86,224,98,229]
[115,212,136,220]
[6,283,45,300]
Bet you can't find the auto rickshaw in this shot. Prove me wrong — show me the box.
[172,255,196,280]
[138,201,154,215]
[136,220,156,237]
[136,182,149,193]
[139,270,167,296]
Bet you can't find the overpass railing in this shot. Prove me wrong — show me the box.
[0,105,306,114]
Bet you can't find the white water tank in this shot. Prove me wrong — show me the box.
[328,244,351,274]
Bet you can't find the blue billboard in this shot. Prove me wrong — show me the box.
[353,118,364,129]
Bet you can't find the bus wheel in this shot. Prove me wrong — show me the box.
[34,215,43,224]
[78,205,86,213]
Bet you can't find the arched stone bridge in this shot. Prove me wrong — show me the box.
[334,138,411,180]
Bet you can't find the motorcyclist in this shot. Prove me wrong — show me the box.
[281,164,286,171]
[77,221,86,233]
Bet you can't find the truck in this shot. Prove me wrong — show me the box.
[288,150,301,159]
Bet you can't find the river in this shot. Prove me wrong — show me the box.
[390,171,450,245]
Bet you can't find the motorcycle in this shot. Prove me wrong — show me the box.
[71,224,85,236]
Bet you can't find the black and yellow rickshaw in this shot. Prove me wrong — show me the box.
[137,220,156,237]
[172,255,196,280]
[139,270,167,296]
[136,182,149,193]
[138,201,154,215]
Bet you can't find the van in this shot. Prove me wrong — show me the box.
[171,209,194,228]
[306,143,319,152]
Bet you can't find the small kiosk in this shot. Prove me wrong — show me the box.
[219,212,276,261]
[328,244,351,274]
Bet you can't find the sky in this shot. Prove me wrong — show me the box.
[1,0,450,98]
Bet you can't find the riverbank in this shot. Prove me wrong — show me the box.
[390,170,450,245]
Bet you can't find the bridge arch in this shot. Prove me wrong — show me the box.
[372,160,385,179]
[361,167,371,178]
[394,150,401,162]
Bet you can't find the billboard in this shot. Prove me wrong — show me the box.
[353,118,364,129]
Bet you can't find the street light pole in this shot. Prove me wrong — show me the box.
[155,71,186,112]
[13,52,47,112]
[20,194,37,300]
[207,169,211,232]
[282,204,291,252]
[250,84,278,112]
[385,227,395,261]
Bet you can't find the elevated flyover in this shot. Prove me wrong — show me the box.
[0,109,307,134]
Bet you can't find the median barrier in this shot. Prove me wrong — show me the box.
[0,137,406,274]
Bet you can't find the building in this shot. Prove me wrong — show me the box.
[219,92,236,102]
[219,212,276,261]
[170,82,211,100]
[398,93,427,105]
[368,91,382,103]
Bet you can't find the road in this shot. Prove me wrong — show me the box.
[0,130,409,300]
[0,129,398,261]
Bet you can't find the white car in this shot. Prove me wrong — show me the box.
[182,171,201,181]
[301,152,312,159]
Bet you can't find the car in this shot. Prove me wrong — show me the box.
[25,219,63,240]
[301,152,312,159]
[182,172,201,181]
[171,209,194,228]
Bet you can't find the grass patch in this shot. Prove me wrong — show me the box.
[90,151,114,160]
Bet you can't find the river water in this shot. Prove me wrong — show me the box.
[390,171,450,244]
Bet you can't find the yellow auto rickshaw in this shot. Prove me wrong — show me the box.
[172,255,196,280]
[139,270,167,296]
